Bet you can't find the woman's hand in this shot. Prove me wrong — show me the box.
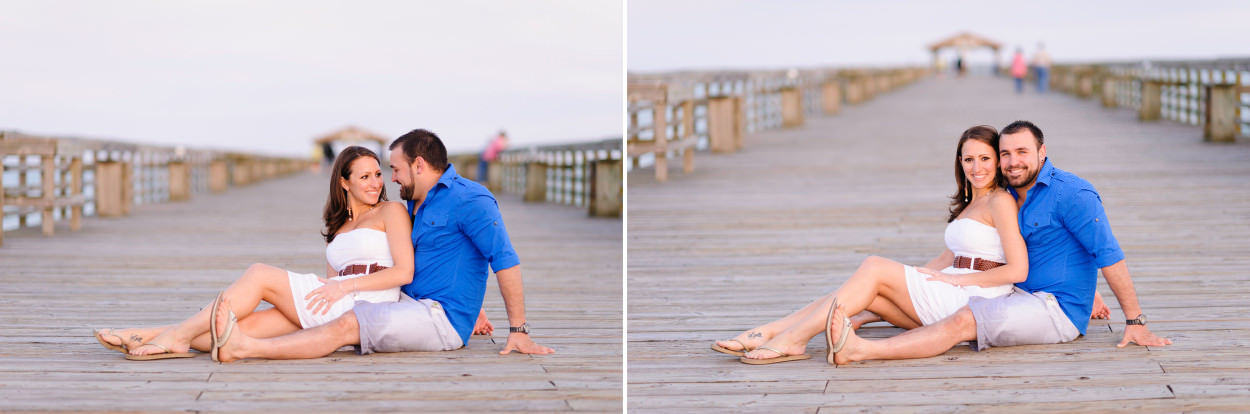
[916,267,962,287]
[305,277,349,315]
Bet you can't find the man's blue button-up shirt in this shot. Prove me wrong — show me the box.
[404,164,520,344]
[1009,159,1124,335]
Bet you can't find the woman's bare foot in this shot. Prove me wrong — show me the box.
[849,310,883,330]
[213,297,251,363]
[715,327,775,353]
[827,305,865,366]
[741,329,808,361]
[96,327,165,352]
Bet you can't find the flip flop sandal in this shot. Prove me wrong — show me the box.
[209,292,223,362]
[124,343,195,361]
[826,297,851,366]
[212,308,238,363]
[711,339,752,357]
[94,329,128,354]
[738,346,811,365]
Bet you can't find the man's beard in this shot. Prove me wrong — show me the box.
[399,182,415,200]
[1007,156,1042,188]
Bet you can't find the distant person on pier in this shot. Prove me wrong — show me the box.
[1032,43,1053,93]
[1010,48,1028,94]
[321,142,335,169]
[478,130,509,183]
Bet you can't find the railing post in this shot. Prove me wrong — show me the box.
[1139,80,1162,121]
[487,161,503,192]
[96,161,132,217]
[70,156,82,231]
[40,153,54,236]
[588,159,622,217]
[1077,70,1094,98]
[523,162,547,202]
[653,101,669,182]
[707,96,741,153]
[781,86,804,128]
[681,100,695,174]
[209,159,228,193]
[821,81,841,115]
[168,161,190,201]
[1101,75,1118,108]
[1204,84,1237,142]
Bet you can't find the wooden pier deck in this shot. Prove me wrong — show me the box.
[0,171,622,412]
[627,76,1250,412]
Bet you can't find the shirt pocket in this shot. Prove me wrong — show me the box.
[415,212,453,252]
[1020,212,1054,241]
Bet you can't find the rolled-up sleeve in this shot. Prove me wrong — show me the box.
[1062,188,1124,268]
[460,192,520,272]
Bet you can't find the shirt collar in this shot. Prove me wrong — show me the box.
[434,163,460,190]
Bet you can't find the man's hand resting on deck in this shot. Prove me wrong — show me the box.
[501,332,555,355]
[1117,324,1172,348]
[473,310,494,336]
[1091,291,1110,319]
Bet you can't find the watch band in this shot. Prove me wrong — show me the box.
[1125,314,1146,325]
[509,322,530,334]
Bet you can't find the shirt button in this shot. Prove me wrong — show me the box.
[1095,218,1099,222]
[1034,222,1039,226]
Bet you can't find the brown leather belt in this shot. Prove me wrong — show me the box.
[953,256,1005,271]
[338,263,389,276]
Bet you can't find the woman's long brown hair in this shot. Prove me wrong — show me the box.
[321,146,387,243]
[947,125,1006,223]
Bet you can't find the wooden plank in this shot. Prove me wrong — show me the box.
[627,75,1250,411]
[0,171,622,411]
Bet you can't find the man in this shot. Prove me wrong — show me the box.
[826,121,1170,364]
[213,129,553,361]
[1033,44,1052,93]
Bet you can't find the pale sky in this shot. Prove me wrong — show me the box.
[629,0,1250,72]
[2,1,623,157]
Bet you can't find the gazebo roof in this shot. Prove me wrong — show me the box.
[313,126,389,145]
[928,32,1002,52]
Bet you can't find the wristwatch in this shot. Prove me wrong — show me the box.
[509,322,530,334]
[1126,314,1147,326]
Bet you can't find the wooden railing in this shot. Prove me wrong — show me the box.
[1,131,310,246]
[626,67,927,182]
[448,138,622,217]
[1049,58,1250,142]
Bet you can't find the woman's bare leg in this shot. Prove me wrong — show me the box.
[743,256,919,360]
[863,296,922,330]
[130,263,303,356]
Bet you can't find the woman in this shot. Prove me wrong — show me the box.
[94,146,415,360]
[712,125,1029,365]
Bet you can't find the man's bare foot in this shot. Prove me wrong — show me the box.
[715,328,774,353]
[213,297,251,362]
[849,310,883,330]
[96,327,165,351]
[741,329,808,361]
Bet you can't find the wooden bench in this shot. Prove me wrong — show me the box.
[0,133,86,246]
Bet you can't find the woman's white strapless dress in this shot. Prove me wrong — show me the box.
[287,228,401,328]
[904,218,1014,326]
